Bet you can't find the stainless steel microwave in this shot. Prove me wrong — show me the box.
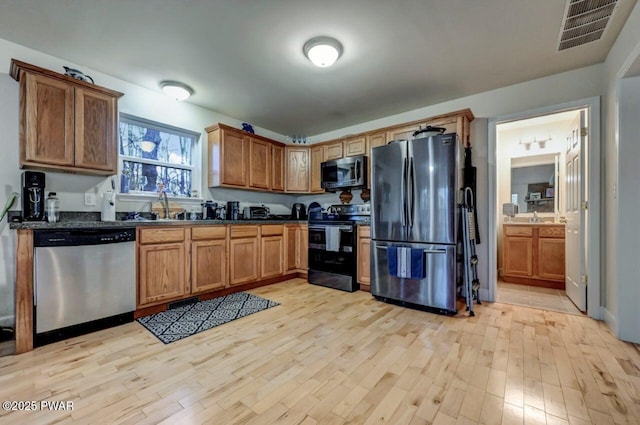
[320,155,367,191]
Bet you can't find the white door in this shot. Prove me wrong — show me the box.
[565,110,587,311]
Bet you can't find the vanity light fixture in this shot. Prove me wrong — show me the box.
[303,36,343,68]
[519,135,552,151]
[160,80,194,101]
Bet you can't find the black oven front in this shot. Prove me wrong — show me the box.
[308,222,359,292]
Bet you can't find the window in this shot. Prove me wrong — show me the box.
[119,114,200,197]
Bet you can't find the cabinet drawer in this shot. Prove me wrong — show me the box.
[230,225,259,239]
[504,226,533,237]
[539,226,565,238]
[139,227,185,244]
[261,224,284,236]
[191,226,227,241]
[358,225,370,238]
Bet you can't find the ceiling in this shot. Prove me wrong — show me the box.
[0,0,636,137]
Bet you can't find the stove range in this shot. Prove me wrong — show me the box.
[308,204,370,292]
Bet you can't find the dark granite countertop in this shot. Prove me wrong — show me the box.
[9,218,307,230]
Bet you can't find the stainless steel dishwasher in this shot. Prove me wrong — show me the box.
[34,228,136,346]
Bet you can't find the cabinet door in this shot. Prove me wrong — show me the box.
[229,237,259,286]
[138,242,187,306]
[261,235,284,278]
[310,145,325,193]
[271,144,285,192]
[386,124,420,142]
[221,129,248,187]
[285,225,298,273]
[285,147,309,192]
[22,72,74,167]
[324,141,343,160]
[191,240,227,293]
[297,224,308,270]
[537,238,565,281]
[503,236,533,277]
[249,137,271,189]
[344,136,367,157]
[357,226,371,291]
[74,87,117,173]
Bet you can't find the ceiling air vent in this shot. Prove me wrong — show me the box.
[558,0,618,51]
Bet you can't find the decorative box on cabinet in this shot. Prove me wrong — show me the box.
[11,59,123,175]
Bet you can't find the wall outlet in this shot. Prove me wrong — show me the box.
[84,192,96,206]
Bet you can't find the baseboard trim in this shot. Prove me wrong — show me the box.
[603,307,619,336]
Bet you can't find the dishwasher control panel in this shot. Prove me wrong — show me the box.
[34,228,136,247]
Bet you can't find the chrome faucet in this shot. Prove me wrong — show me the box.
[530,211,540,223]
[158,190,170,219]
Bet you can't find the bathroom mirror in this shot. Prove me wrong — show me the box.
[510,153,559,214]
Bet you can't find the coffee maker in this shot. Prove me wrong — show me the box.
[22,171,46,221]
[226,201,240,220]
[291,203,307,220]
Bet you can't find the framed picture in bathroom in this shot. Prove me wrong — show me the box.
[529,192,541,200]
[545,187,555,198]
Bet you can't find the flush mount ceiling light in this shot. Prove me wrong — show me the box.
[160,80,194,100]
[303,36,343,68]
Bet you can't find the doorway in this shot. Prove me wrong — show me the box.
[487,97,601,319]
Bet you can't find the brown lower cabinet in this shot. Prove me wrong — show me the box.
[502,224,565,289]
[285,223,308,273]
[357,225,371,291]
[137,223,308,309]
[229,225,260,286]
[191,226,228,294]
[138,227,189,307]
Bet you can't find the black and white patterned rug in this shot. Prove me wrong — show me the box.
[137,292,279,344]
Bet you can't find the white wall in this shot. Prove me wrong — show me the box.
[601,0,640,340]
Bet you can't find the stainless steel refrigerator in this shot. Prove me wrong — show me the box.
[370,133,462,313]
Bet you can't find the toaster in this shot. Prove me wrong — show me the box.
[243,206,270,219]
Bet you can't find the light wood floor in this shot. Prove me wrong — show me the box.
[1,279,639,425]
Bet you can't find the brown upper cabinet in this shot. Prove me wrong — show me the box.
[310,145,325,193]
[285,146,310,192]
[207,123,286,192]
[323,140,344,160]
[249,137,271,190]
[343,135,367,157]
[10,59,123,175]
[271,144,285,192]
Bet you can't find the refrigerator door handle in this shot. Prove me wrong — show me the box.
[401,157,407,227]
[409,156,415,227]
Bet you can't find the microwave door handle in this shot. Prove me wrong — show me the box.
[355,159,360,183]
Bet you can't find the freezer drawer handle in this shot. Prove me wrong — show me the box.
[375,246,446,254]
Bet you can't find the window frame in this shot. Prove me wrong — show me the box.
[118,113,202,201]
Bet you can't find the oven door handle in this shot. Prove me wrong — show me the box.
[309,225,353,232]
[375,246,446,254]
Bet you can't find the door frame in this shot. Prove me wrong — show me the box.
[487,97,601,319]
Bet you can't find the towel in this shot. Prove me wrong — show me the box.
[387,246,398,277]
[410,248,425,279]
[387,246,425,279]
[325,227,341,252]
